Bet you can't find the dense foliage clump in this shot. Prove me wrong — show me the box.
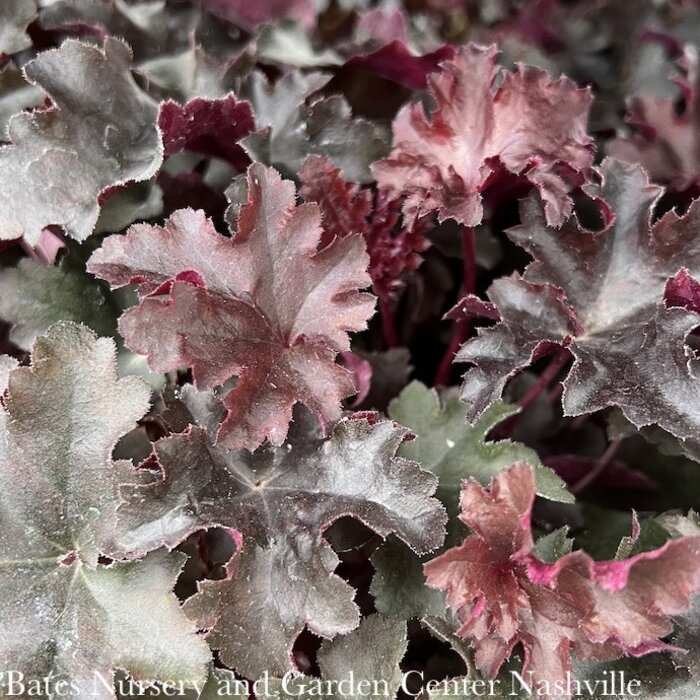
[1,1,700,698]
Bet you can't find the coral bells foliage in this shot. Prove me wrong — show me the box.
[299,155,428,302]
[424,464,700,691]
[0,38,162,244]
[457,158,700,443]
[3,2,700,697]
[89,164,375,450]
[373,44,594,227]
[115,404,445,677]
[608,48,700,194]
[157,94,254,170]
[0,325,210,691]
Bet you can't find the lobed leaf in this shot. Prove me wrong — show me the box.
[458,158,700,445]
[158,94,254,170]
[0,37,163,244]
[424,464,700,693]
[89,163,375,450]
[373,43,593,227]
[114,410,446,677]
[242,70,389,183]
[0,323,210,695]
[387,380,572,510]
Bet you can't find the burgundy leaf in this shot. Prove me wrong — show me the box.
[665,268,700,314]
[444,294,501,323]
[158,169,227,223]
[89,163,375,451]
[346,41,456,90]
[458,158,700,445]
[158,94,254,170]
[299,153,373,249]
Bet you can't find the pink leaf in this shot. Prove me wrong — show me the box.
[424,463,700,693]
[338,351,372,407]
[373,44,594,227]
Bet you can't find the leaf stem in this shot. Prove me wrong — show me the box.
[434,226,476,386]
[490,347,570,440]
[571,438,623,494]
[518,347,571,412]
[378,295,399,348]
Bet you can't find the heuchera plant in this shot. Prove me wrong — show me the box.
[1,1,700,699]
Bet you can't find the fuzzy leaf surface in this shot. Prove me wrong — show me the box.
[300,155,428,301]
[0,38,163,244]
[88,163,375,451]
[115,411,446,678]
[242,71,388,183]
[387,381,572,513]
[0,257,117,350]
[0,323,210,696]
[424,464,700,694]
[0,63,44,136]
[261,615,408,700]
[0,0,35,55]
[457,159,700,444]
[373,44,593,227]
